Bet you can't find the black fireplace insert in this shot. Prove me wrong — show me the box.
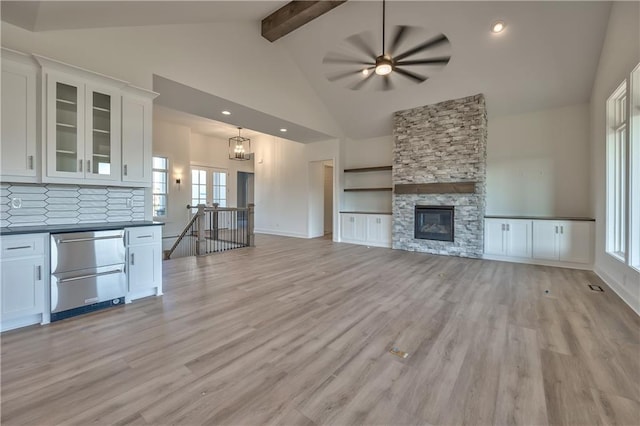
[414,206,454,242]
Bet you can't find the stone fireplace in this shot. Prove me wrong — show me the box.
[392,94,487,258]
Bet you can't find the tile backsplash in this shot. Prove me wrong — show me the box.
[0,183,146,227]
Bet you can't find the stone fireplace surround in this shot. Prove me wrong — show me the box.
[392,94,487,258]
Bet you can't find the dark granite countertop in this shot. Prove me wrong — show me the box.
[485,215,595,222]
[0,221,164,235]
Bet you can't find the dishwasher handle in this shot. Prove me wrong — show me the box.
[55,235,123,244]
[58,269,123,283]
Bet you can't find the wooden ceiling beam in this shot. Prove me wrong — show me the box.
[262,1,347,42]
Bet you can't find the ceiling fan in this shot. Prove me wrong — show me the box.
[323,0,451,91]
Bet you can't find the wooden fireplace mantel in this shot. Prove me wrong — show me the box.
[394,182,477,194]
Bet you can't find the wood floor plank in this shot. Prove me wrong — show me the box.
[1,234,638,426]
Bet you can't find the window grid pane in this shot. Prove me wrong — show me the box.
[152,156,168,218]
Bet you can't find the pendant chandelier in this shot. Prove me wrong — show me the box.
[229,127,251,161]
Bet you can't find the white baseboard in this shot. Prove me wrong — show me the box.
[594,267,640,315]
[340,238,392,249]
[482,254,593,270]
[255,228,309,239]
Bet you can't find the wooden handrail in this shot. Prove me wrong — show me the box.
[166,213,199,259]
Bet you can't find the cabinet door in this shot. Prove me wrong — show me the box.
[341,214,356,241]
[85,85,121,181]
[532,221,559,260]
[46,73,85,178]
[559,221,592,264]
[1,257,44,321]
[122,95,152,186]
[366,215,391,246]
[128,245,160,292]
[1,59,37,179]
[484,219,505,255]
[506,220,532,258]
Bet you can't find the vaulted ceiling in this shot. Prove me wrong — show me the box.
[1,1,611,140]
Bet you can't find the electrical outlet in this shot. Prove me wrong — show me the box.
[10,197,22,209]
[126,198,133,208]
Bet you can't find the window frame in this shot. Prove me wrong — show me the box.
[152,156,169,219]
[629,63,640,271]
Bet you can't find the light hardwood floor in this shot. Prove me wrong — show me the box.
[2,235,639,425]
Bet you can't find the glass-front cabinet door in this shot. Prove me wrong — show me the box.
[46,74,121,181]
[47,75,85,177]
[85,85,121,181]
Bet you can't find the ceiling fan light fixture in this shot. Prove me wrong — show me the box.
[375,56,393,76]
[491,21,506,33]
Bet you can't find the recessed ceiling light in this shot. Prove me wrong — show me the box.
[280,128,287,132]
[491,21,506,34]
[222,110,231,115]
[362,68,370,76]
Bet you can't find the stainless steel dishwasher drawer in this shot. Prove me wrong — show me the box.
[51,265,126,314]
[51,230,125,273]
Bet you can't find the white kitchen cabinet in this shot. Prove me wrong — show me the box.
[125,226,163,302]
[0,233,49,331]
[483,218,531,258]
[1,48,38,183]
[366,214,392,247]
[43,69,122,182]
[532,220,593,264]
[121,88,156,186]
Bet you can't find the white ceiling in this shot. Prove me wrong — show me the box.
[1,1,611,140]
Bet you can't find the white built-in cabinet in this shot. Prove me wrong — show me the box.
[532,220,592,264]
[484,218,532,258]
[0,233,49,331]
[44,70,123,182]
[484,218,594,269]
[121,88,153,185]
[125,225,163,302]
[340,213,391,248]
[1,49,38,183]
[0,51,158,187]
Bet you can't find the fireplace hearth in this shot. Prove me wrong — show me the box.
[414,206,454,242]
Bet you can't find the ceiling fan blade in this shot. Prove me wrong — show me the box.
[389,25,410,55]
[323,57,375,66]
[382,75,393,91]
[327,69,366,82]
[394,34,449,61]
[394,67,427,83]
[345,33,377,60]
[395,56,450,67]
[350,71,375,90]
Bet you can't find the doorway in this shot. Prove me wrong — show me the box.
[308,159,334,238]
[237,171,254,228]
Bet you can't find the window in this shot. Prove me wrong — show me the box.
[152,157,168,218]
[213,171,227,207]
[630,63,640,271]
[191,168,207,208]
[606,81,627,260]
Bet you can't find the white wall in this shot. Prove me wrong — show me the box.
[152,120,192,238]
[487,104,591,217]
[1,21,342,138]
[342,136,393,213]
[589,2,640,314]
[252,136,340,239]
